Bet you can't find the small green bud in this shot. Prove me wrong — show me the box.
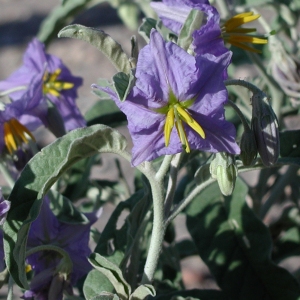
[240,129,258,166]
[210,152,238,196]
[251,93,280,166]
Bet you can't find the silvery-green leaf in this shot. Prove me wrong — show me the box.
[58,24,131,73]
[3,125,129,289]
[89,253,131,300]
[178,9,204,51]
[129,284,156,300]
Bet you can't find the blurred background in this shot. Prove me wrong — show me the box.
[0,1,220,297]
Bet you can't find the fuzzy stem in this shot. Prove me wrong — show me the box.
[140,162,166,284]
[155,155,173,181]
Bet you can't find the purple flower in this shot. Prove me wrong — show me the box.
[151,0,228,56]
[151,0,208,36]
[23,197,97,299]
[0,38,85,132]
[151,1,267,55]
[95,30,240,166]
[0,73,47,155]
[0,188,10,226]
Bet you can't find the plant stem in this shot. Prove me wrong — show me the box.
[166,177,216,226]
[140,162,165,284]
[155,155,173,181]
[164,153,183,219]
[227,100,251,130]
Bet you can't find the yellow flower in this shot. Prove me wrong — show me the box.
[221,12,268,53]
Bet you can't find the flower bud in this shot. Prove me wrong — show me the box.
[251,92,279,166]
[240,128,257,166]
[210,152,237,196]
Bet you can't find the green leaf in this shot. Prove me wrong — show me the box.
[186,179,300,300]
[280,130,300,157]
[58,24,131,74]
[113,71,135,102]
[88,253,131,300]
[129,284,156,300]
[83,269,115,300]
[48,190,89,224]
[85,99,126,128]
[117,3,139,31]
[178,9,204,51]
[138,18,158,43]
[94,189,149,264]
[3,125,129,288]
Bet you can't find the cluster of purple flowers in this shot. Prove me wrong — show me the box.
[0,0,270,298]
[0,39,89,298]
[94,0,270,165]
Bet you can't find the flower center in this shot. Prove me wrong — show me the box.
[3,118,35,154]
[156,90,205,152]
[221,12,268,53]
[43,68,74,97]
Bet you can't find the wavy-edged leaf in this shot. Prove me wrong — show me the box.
[130,284,155,300]
[3,125,129,288]
[89,253,131,300]
[186,178,300,300]
[58,24,131,73]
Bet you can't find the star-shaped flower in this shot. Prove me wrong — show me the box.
[95,30,240,166]
[0,38,85,132]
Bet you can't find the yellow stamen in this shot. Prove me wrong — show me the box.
[43,68,74,97]
[25,264,32,273]
[221,11,268,53]
[3,119,35,154]
[176,105,205,139]
[175,117,190,153]
[164,108,175,147]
